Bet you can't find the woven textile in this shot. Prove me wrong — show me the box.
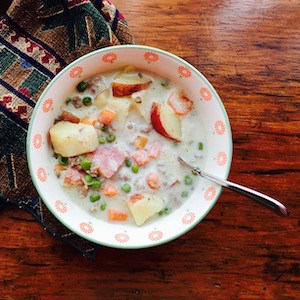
[0,0,134,258]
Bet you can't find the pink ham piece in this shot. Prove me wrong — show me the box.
[167,91,193,116]
[132,149,150,166]
[89,146,125,178]
[63,167,84,186]
[147,141,162,159]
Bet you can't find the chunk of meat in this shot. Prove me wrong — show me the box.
[169,180,180,188]
[103,183,119,197]
[132,150,150,166]
[147,141,162,159]
[108,209,128,221]
[60,110,80,123]
[88,146,125,178]
[54,164,67,178]
[98,109,116,125]
[146,173,160,190]
[167,91,193,116]
[63,167,83,186]
[72,96,82,108]
[129,194,144,203]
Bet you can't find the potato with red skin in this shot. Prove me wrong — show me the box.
[150,103,182,142]
[112,73,152,97]
[112,82,152,97]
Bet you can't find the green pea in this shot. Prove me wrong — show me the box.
[100,203,106,211]
[181,191,188,198]
[83,97,92,106]
[76,81,87,92]
[58,156,68,166]
[99,138,106,144]
[91,178,101,190]
[84,174,93,183]
[121,183,131,193]
[125,159,132,167]
[65,98,72,105]
[159,208,169,216]
[198,142,204,150]
[81,157,92,171]
[90,194,100,202]
[106,134,116,143]
[131,164,139,173]
[184,175,193,185]
[101,124,108,132]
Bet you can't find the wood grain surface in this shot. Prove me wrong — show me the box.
[1,0,299,299]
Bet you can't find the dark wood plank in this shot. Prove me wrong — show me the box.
[1,0,299,299]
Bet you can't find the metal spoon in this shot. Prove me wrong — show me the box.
[178,157,289,217]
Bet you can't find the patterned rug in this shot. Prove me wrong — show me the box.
[0,0,134,259]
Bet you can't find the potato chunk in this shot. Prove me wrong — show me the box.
[112,73,152,97]
[126,193,164,226]
[106,98,131,127]
[131,90,151,120]
[94,88,110,109]
[50,121,98,157]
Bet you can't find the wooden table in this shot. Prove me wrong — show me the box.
[1,0,299,298]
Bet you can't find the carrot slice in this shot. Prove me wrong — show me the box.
[133,135,148,149]
[80,116,97,125]
[98,109,116,125]
[108,209,128,221]
[103,183,118,197]
[146,173,160,190]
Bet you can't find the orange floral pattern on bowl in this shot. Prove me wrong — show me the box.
[204,186,217,201]
[37,167,47,182]
[144,51,159,63]
[33,134,42,149]
[216,151,227,166]
[79,222,93,234]
[42,99,53,113]
[148,230,163,241]
[215,120,226,135]
[115,233,129,243]
[182,212,196,225]
[200,88,212,101]
[69,66,83,78]
[55,200,67,213]
[178,66,192,78]
[102,53,117,63]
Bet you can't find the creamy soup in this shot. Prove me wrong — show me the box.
[49,66,206,226]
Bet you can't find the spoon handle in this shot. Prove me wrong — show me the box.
[201,171,289,217]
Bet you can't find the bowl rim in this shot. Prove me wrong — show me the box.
[26,44,233,249]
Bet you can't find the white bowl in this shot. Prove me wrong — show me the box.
[27,45,232,248]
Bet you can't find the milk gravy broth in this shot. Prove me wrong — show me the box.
[49,66,206,226]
